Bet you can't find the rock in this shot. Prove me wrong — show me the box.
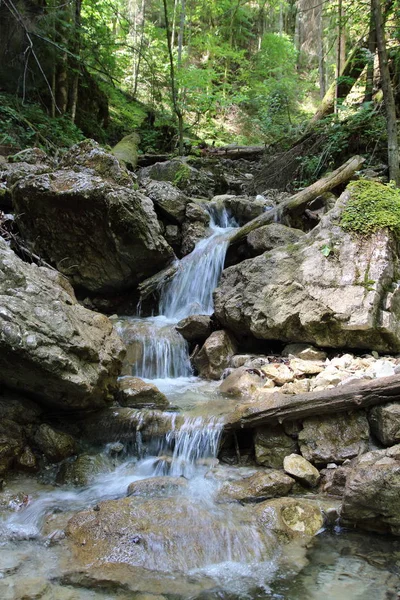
[56,454,113,486]
[254,425,298,468]
[193,330,238,380]
[33,424,78,463]
[217,470,294,503]
[164,225,181,253]
[185,202,210,224]
[320,465,350,496]
[127,476,188,497]
[117,377,169,409]
[0,419,25,475]
[261,363,294,385]
[176,315,212,343]
[279,379,310,395]
[13,145,174,295]
[181,221,208,255]
[289,358,325,376]
[112,132,140,169]
[309,366,349,390]
[341,445,400,535]
[0,391,42,424]
[15,446,38,472]
[298,412,370,465]
[247,223,305,256]
[0,161,52,209]
[139,158,215,198]
[368,402,400,446]
[283,454,320,487]
[142,179,189,224]
[282,343,327,361]
[256,497,324,539]
[211,195,273,225]
[219,367,264,397]
[8,147,54,166]
[214,189,400,352]
[0,239,125,410]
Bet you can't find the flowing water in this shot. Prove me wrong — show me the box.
[1,205,400,599]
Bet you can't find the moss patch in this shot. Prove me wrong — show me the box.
[341,180,400,238]
[173,163,191,187]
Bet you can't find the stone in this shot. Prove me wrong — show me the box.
[176,315,212,343]
[217,470,294,503]
[341,445,400,535]
[279,379,310,395]
[127,476,188,497]
[142,179,189,224]
[15,446,38,472]
[320,465,350,496]
[33,424,78,463]
[117,377,169,409]
[164,225,181,252]
[56,454,113,486]
[139,158,216,198]
[256,497,324,539]
[185,201,210,224]
[247,223,305,256]
[193,330,238,380]
[219,367,264,397]
[368,402,400,446]
[282,343,327,361]
[298,412,370,465]
[0,391,42,424]
[0,419,25,475]
[254,425,298,468]
[13,143,174,295]
[112,132,140,169]
[214,189,400,352]
[283,454,320,487]
[0,239,125,410]
[260,363,294,385]
[289,358,325,376]
[210,195,273,225]
[309,366,349,390]
[181,220,208,255]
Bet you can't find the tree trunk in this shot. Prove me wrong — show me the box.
[372,0,400,185]
[364,5,377,102]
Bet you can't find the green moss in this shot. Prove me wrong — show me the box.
[173,163,191,187]
[341,180,400,238]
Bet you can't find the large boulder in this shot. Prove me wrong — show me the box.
[341,445,400,535]
[33,424,78,463]
[0,238,125,410]
[193,330,238,380]
[247,223,305,256]
[117,377,169,409]
[112,132,140,169]
[254,425,298,468]
[139,158,216,198]
[214,190,400,352]
[12,142,174,295]
[175,314,212,343]
[368,402,400,446]
[141,179,189,224]
[216,470,294,503]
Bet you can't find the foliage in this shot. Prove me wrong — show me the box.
[341,180,400,238]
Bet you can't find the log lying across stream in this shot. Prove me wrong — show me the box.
[225,374,400,430]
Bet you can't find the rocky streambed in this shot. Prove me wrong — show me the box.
[1,142,400,599]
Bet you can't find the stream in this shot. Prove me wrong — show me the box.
[1,206,400,599]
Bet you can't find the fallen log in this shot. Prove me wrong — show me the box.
[208,145,265,160]
[225,374,400,430]
[229,155,364,245]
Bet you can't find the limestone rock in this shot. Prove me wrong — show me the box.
[214,190,400,352]
[254,425,298,468]
[256,497,324,539]
[211,195,273,225]
[15,446,38,472]
[193,330,238,380]
[176,315,212,343]
[283,454,320,487]
[279,379,310,395]
[185,202,210,224]
[112,132,140,169]
[0,238,125,410]
[247,223,305,256]
[320,465,350,496]
[127,476,188,497]
[219,367,264,397]
[117,377,169,409]
[282,343,327,361]
[142,179,189,224]
[33,424,78,463]
[261,363,294,385]
[181,221,208,255]
[289,358,325,376]
[139,158,215,198]
[217,470,294,503]
[13,144,174,295]
[341,445,400,535]
[369,402,400,446]
[299,412,370,465]
[57,454,113,486]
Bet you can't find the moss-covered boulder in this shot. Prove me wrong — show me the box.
[112,132,140,170]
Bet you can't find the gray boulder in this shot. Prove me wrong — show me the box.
[33,424,78,463]
[247,223,305,256]
[368,402,400,446]
[0,238,125,410]
[139,158,215,198]
[215,190,400,352]
[254,425,298,468]
[175,315,212,343]
[217,470,294,503]
[193,330,238,380]
[142,179,189,224]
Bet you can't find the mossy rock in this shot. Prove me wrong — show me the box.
[112,133,140,169]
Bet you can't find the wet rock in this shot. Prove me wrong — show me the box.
[282,343,327,361]
[15,446,38,472]
[0,238,125,410]
[283,454,320,487]
[219,367,264,398]
[13,144,174,295]
[211,194,273,225]
[194,330,238,380]
[13,576,50,599]
[142,179,189,224]
[247,223,305,256]
[320,465,350,496]
[341,445,400,535]
[57,454,113,486]
[176,315,212,343]
[181,220,209,255]
[112,132,140,169]
[185,202,210,224]
[34,424,78,463]
[117,377,169,409]
[215,189,400,352]
[0,419,25,475]
[299,412,370,465]
[368,402,400,446]
[256,497,324,539]
[217,469,294,503]
[254,425,298,469]
[0,391,42,424]
[127,476,188,497]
